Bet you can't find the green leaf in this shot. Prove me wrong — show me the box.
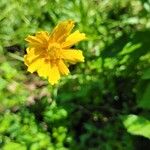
[3,142,26,150]
[142,68,150,80]
[119,42,141,56]
[138,83,150,109]
[123,114,150,139]
[0,77,7,91]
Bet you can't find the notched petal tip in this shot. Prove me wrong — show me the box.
[61,49,85,63]
[62,30,87,48]
[58,60,70,75]
[82,33,87,40]
[48,79,58,85]
[50,20,75,43]
[80,55,85,62]
[48,77,59,85]
[61,19,75,26]
[47,65,61,85]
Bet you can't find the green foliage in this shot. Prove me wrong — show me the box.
[0,0,150,149]
[136,67,150,110]
[3,142,26,150]
[138,83,150,109]
[123,115,150,139]
[142,68,150,80]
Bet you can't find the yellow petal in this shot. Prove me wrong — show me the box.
[24,47,43,66]
[50,20,74,43]
[25,31,49,49]
[35,31,49,43]
[24,48,37,66]
[61,49,84,63]
[48,64,60,85]
[58,60,70,75]
[27,57,44,73]
[62,30,86,48]
[24,55,29,66]
[24,47,45,73]
[37,60,51,78]
[25,36,43,45]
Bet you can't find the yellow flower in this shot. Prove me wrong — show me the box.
[24,20,86,85]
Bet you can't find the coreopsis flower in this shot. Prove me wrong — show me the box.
[24,20,86,85]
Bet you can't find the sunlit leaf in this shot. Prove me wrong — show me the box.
[119,42,141,56]
[3,142,26,150]
[123,115,150,139]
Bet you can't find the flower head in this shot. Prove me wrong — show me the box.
[24,20,86,85]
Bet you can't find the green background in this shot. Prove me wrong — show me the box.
[0,0,150,149]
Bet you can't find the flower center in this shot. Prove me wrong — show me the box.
[47,43,61,60]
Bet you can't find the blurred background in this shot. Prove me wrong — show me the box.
[0,0,150,149]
